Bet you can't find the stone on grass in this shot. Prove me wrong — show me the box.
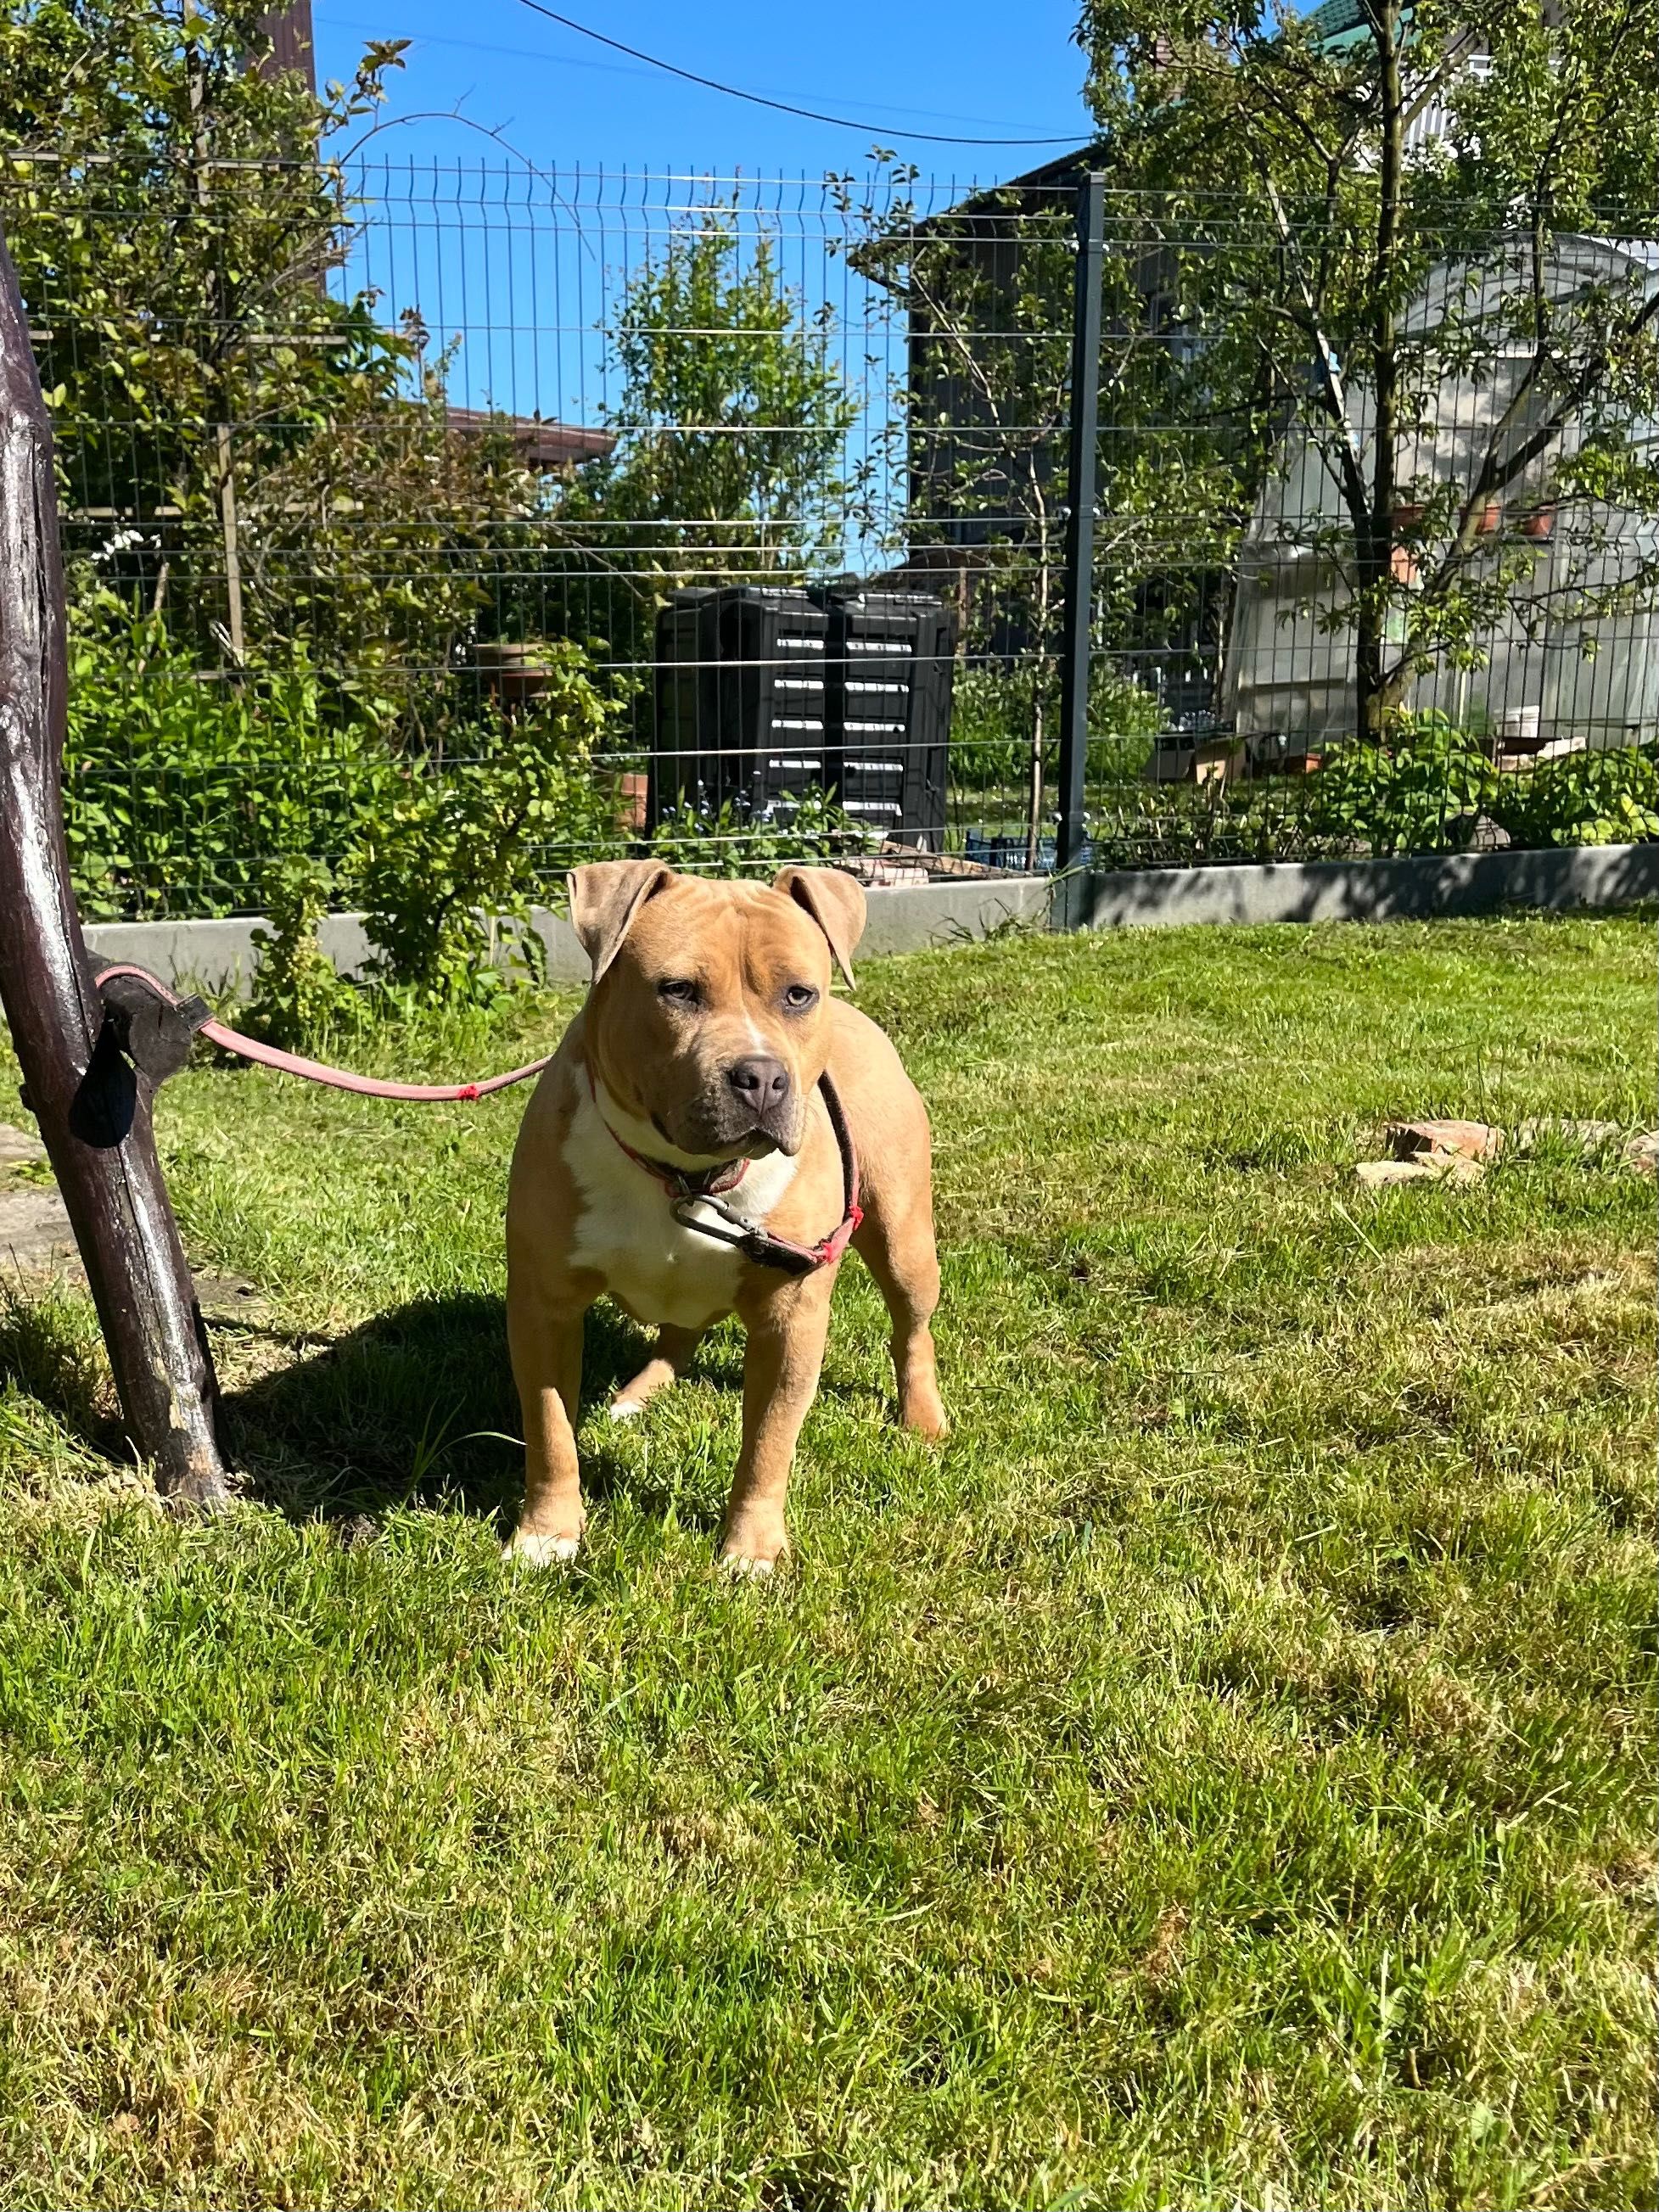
[1356,1155,1485,1190]
[1,1134,271,1306]
[1387,1118,1505,1162]
[1361,1114,1659,1190]
[191,1273,271,1322]
[0,1184,78,1271]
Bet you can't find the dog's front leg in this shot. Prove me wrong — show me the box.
[505,1288,587,1564]
[720,1274,835,1574]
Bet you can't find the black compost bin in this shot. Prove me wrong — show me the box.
[651,585,955,848]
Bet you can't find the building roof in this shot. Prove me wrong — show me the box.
[996,143,1110,194]
[1303,0,1369,42]
[445,409,614,470]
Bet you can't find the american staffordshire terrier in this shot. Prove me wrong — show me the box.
[504,860,946,1571]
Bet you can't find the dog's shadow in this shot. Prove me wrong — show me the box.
[221,1293,742,1532]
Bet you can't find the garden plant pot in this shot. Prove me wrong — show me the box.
[475,640,557,705]
[616,771,649,833]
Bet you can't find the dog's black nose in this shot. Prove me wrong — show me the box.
[726,1056,790,1113]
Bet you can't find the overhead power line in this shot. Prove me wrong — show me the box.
[514,0,1090,147]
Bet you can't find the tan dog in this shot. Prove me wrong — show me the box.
[504,860,946,1571]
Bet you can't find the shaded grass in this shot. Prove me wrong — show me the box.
[0,914,1652,2209]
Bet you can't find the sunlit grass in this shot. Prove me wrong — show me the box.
[0,913,1651,2208]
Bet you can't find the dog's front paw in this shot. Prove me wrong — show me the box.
[718,1519,788,1577]
[503,1527,582,1567]
[900,1379,950,1440]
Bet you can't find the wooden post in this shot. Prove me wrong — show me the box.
[0,223,230,1506]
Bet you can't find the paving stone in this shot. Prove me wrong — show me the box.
[0,1182,271,1313]
[0,1185,78,1272]
[0,1121,47,1167]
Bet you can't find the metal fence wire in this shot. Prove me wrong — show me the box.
[9,154,1658,919]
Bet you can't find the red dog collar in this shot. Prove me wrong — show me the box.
[586,1060,862,1276]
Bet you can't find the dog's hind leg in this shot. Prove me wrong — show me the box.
[854,1198,948,1441]
[608,1324,703,1422]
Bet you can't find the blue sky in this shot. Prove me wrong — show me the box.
[310,0,1101,472]
[311,0,1098,186]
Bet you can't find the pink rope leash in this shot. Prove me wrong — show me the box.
[91,961,861,1275]
[92,964,552,1104]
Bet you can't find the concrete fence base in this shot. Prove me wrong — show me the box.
[81,843,1656,995]
[1076,841,1659,930]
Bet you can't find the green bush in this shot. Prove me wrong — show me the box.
[65,602,631,1010]
[646,788,868,876]
[1496,743,1659,848]
[1304,714,1500,856]
[64,596,397,920]
[247,859,361,1049]
[353,641,622,1006]
[1303,721,1659,859]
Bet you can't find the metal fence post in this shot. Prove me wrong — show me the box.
[1054,172,1106,928]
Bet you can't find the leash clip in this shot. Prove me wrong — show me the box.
[670,1192,822,1276]
[670,1192,755,1249]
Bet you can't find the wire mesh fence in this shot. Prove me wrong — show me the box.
[7,149,1657,921]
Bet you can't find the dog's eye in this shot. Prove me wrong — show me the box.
[658,977,698,1005]
[782,983,818,1011]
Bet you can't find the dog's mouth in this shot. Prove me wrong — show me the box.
[653,1102,798,1162]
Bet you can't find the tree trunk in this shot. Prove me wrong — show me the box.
[0,224,230,1506]
[1354,593,1388,741]
[1025,686,1045,873]
[1359,0,1407,743]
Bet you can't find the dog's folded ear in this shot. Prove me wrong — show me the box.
[567,860,674,984]
[773,865,866,989]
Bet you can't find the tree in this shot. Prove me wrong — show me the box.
[0,0,541,711]
[1077,0,1659,741]
[563,202,858,632]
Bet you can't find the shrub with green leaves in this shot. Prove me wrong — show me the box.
[1305,714,1501,856]
[353,642,622,1005]
[1496,743,1659,848]
[647,788,868,877]
[64,596,397,920]
[247,859,361,1049]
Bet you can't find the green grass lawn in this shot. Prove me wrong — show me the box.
[0,915,1653,2210]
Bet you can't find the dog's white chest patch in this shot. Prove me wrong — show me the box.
[563,1086,799,1330]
